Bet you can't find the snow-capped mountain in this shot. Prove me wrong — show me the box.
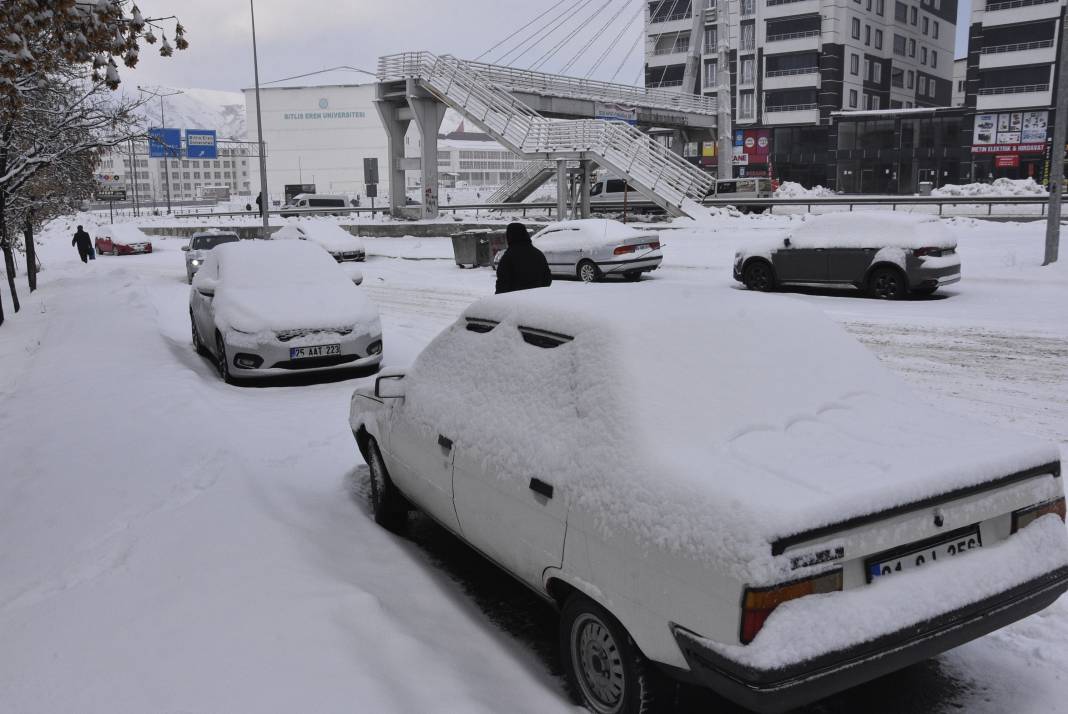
[137,88,247,141]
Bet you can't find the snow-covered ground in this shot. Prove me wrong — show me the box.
[1,213,1066,713]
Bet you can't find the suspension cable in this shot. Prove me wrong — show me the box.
[560,0,626,75]
[496,0,594,66]
[475,0,570,62]
[530,0,614,72]
[586,0,644,78]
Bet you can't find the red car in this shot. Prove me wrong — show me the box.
[95,225,153,256]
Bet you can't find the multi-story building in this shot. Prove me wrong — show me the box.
[645,0,957,189]
[99,140,253,207]
[961,0,1065,182]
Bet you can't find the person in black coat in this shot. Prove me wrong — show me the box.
[495,222,552,294]
[71,225,92,263]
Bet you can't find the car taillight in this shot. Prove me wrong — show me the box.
[650,241,661,250]
[614,244,636,255]
[740,569,843,645]
[1011,497,1066,534]
[913,247,943,257]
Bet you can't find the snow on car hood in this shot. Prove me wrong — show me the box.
[403,284,1058,582]
[215,283,379,335]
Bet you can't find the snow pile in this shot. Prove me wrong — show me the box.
[393,284,1058,582]
[294,220,365,253]
[774,182,835,198]
[206,240,379,334]
[96,223,151,244]
[932,178,1048,198]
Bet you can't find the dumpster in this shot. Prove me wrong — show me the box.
[451,228,507,268]
[918,181,933,196]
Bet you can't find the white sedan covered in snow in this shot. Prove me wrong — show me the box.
[272,219,366,262]
[349,285,1067,714]
[190,240,382,383]
[494,219,662,282]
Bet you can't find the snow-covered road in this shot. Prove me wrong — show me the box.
[1,216,1066,713]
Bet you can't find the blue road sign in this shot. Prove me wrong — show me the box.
[148,128,181,158]
[185,129,218,159]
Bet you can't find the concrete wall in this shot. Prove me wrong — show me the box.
[139,223,548,240]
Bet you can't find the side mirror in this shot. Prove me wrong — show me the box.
[375,374,406,399]
[181,245,190,252]
[194,276,217,297]
[783,237,792,248]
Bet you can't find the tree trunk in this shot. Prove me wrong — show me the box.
[24,213,35,292]
[1,239,18,314]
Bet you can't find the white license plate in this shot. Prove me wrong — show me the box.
[289,343,341,359]
[865,526,983,582]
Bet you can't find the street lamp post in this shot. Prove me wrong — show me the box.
[138,86,184,214]
[250,0,270,236]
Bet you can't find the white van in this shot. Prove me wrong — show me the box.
[707,177,773,213]
[588,178,643,205]
[280,193,349,217]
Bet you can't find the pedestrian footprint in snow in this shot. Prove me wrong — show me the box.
[72,225,92,264]
[495,222,552,294]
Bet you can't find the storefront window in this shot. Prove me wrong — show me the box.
[837,122,858,151]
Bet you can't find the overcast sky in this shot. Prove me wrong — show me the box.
[126,0,973,94]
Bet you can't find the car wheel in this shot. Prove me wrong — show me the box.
[561,594,662,714]
[868,267,906,300]
[191,313,207,356]
[365,437,408,531]
[578,260,601,283]
[215,333,234,384]
[742,260,775,292]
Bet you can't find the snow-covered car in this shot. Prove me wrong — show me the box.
[181,229,240,284]
[272,220,366,262]
[349,285,1068,714]
[95,224,153,256]
[734,212,961,299]
[190,240,382,383]
[492,219,662,282]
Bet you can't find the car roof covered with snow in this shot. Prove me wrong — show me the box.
[202,240,377,333]
[401,284,1056,580]
[785,212,956,250]
[274,220,363,252]
[536,219,657,241]
[96,224,151,244]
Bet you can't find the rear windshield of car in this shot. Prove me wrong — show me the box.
[192,234,239,250]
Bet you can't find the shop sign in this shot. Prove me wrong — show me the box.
[741,129,771,163]
[973,111,1047,148]
[971,143,1045,154]
[594,102,638,125]
[994,155,1019,169]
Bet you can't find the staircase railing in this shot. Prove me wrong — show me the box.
[487,160,557,203]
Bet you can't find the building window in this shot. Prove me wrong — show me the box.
[909,38,916,57]
[922,17,929,34]
[892,67,905,87]
[867,0,872,7]
[849,89,858,107]
[852,18,861,39]
[703,60,717,88]
[893,34,906,55]
[907,69,914,88]
[704,27,717,53]
[933,21,939,39]
[878,0,885,15]
[931,51,937,68]
[741,22,755,50]
[873,62,882,83]
[910,6,917,24]
[741,57,754,84]
[739,91,755,117]
[193,172,200,179]
[865,25,871,45]
[867,94,881,110]
[740,0,754,14]
[182,160,189,168]
[875,29,883,49]
[921,47,927,64]
[895,1,907,22]
[905,101,913,107]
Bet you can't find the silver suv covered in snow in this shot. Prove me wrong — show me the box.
[182,230,240,284]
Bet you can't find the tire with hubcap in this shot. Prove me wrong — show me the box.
[742,260,775,292]
[365,437,408,531]
[215,333,234,384]
[868,267,906,300]
[578,260,601,283]
[191,312,207,356]
[560,594,661,714]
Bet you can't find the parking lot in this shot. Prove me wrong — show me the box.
[0,214,1066,713]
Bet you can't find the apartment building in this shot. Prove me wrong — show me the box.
[100,141,253,206]
[645,0,956,188]
[962,0,1065,182]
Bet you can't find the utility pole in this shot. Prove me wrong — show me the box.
[716,0,733,181]
[250,0,271,237]
[1044,26,1068,265]
[138,86,183,214]
[127,138,140,217]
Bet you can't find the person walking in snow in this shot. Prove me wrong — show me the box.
[71,225,92,263]
[495,222,551,294]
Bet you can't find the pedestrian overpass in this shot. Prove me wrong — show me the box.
[374,52,718,220]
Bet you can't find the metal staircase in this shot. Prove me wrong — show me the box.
[378,53,715,219]
[488,160,562,204]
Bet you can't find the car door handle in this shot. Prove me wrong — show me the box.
[529,478,554,499]
[437,434,453,450]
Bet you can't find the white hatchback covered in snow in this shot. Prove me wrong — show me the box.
[349,285,1067,714]
[272,220,365,262]
[190,240,381,382]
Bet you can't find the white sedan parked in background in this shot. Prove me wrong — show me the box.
[494,219,662,282]
[190,240,381,383]
[272,219,366,262]
[350,284,1068,714]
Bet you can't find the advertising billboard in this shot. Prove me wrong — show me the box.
[148,127,181,158]
[973,111,1047,153]
[185,129,218,159]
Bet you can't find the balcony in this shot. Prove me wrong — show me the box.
[764,0,820,19]
[983,0,1061,26]
[763,67,820,90]
[763,104,820,124]
[764,29,820,53]
[976,83,1053,110]
[649,12,693,34]
[979,39,1057,68]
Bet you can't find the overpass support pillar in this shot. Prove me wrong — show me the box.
[556,161,568,220]
[407,82,447,220]
[374,86,411,219]
[579,159,592,219]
